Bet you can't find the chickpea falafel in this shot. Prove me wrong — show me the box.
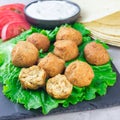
[65,60,94,87]
[54,40,79,61]
[19,65,47,90]
[56,27,82,45]
[26,33,50,52]
[38,53,65,77]
[84,42,110,65]
[11,41,38,67]
[46,74,73,99]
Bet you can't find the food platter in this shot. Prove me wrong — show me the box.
[0,25,118,120]
[0,0,120,120]
[0,64,119,120]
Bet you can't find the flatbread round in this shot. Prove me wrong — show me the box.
[94,11,120,26]
[89,29,120,42]
[91,33,120,47]
[84,21,120,36]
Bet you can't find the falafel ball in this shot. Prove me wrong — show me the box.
[84,42,110,65]
[11,41,38,67]
[54,40,79,61]
[46,74,73,99]
[19,65,47,90]
[38,53,65,77]
[65,60,94,87]
[56,27,82,45]
[26,33,50,52]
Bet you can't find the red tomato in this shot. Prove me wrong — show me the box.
[0,10,26,37]
[0,9,24,18]
[1,21,30,41]
[0,3,25,15]
[0,3,31,41]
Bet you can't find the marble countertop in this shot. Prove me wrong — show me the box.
[0,0,120,120]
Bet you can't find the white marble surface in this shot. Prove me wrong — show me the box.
[0,0,120,120]
[72,0,120,22]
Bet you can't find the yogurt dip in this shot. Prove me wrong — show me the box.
[26,0,79,20]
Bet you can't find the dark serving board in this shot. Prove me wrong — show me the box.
[0,63,120,120]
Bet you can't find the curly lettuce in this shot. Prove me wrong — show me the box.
[0,23,116,114]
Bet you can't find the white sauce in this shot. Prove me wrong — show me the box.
[26,1,79,20]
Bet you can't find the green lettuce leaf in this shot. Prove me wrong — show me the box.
[0,23,116,115]
[72,22,90,36]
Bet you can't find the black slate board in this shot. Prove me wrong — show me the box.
[0,63,120,120]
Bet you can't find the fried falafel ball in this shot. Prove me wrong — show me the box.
[38,53,65,77]
[54,40,79,61]
[65,60,94,87]
[56,27,82,45]
[84,42,110,65]
[26,33,50,52]
[46,74,73,99]
[19,65,47,90]
[11,41,38,67]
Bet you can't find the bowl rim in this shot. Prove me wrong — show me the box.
[24,0,81,22]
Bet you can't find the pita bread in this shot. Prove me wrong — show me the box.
[90,29,120,46]
[83,11,120,47]
[89,29,120,42]
[84,21,120,36]
[91,34,120,44]
[91,35,120,47]
[92,11,120,26]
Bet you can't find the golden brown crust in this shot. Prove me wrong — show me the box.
[11,41,38,67]
[38,53,65,77]
[46,74,73,99]
[54,40,79,61]
[84,42,110,65]
[19,65,47,90]
[56,27,82,45]
[26,33,50,52]
[65,60,94,87]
